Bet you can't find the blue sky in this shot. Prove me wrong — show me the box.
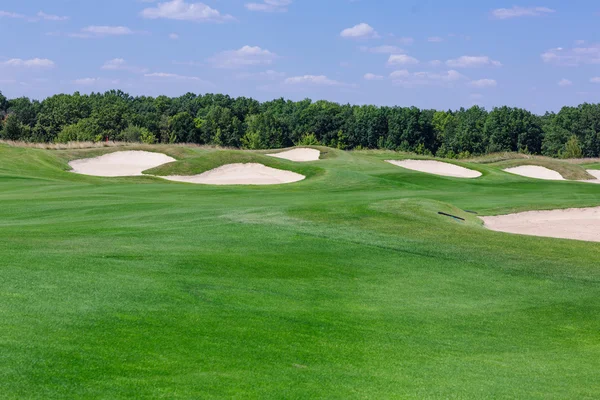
[1,0,599,112]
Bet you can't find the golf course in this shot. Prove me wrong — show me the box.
[2,142,600,399]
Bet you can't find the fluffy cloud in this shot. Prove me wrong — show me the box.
[285,75,353,87]
[491,6,555,19]
[169,33,179,40]
[360,45,404,54]
[428,36,444,43]
[558,78,572,87]
[387,54,419,66]
[1,58,55,68]
[364,73,384,81]
[389,69,466,87]
[101,59,148,73]
[446,56,502,68]
[245,0,292,12]
[469,79,497,88]
[141,0,233,22]
[209,45,277,69]
[541,45,600,66]
[590,77,600,84]
[340,23,379,39]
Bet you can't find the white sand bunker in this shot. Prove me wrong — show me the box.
[267,148,321,162]
[386,160,482,178]
[482,207,600,243]
[582,170,600,184]
[504,166,565,181]
[69,151,175,177]
[161,163,305,185]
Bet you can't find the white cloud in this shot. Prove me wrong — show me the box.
[2,58,55,68]
[0,10,68,21]
[390,69,466,87]
[101,59,148,73]
[542,45,600,66]
[71,77,121,86]
[208,45,277,69]
[37,11,69,21]
[169,33,179,39]
[245,0,292,12]
[428,36,444,43]
[359,45,404,54]
[57,26,137,38]
[491,6,555,19]
[387,54,419,66]
[590,77,600,84]
[364,73,384,81]
[144,72,211,85]
[340,23,379,39]
[558,78,572,87]
[446,56,502,68]
[0,10,25,18]
[429,60,442,66]
[469,79,497,88]
[285,75,353,87]
[72,78,99,85]
[141,0,233,22]
[236,70,286,80]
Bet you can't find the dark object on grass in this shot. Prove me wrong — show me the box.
[438,212,466,221]
[463,210,478,214]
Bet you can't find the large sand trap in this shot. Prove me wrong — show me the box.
[69,151,175,177]
[386,160,482,178]
[504,166,565,181]
[266,148,321,162]
[161,163,305,185]
[481,207,600,242]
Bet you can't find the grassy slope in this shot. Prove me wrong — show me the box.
[1,144,600,399]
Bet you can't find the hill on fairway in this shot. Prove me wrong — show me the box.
[1,143,600,399]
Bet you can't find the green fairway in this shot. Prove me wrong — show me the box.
[1,143,600,399]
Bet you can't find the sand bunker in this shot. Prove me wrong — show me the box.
[161,163,305,185]
[482,207,600,243]
[504,166,565,181]
[267,148,321,162]
[69,151,175,177]
[582,170,600,184]
[386,160,482,178]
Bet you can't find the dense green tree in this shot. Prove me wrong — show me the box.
[4,89,600,158]
[1,114,31,140]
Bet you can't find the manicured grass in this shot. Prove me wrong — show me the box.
[1,144,600,399]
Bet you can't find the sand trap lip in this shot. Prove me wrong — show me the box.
[504,166,565,181]
[386,160,482,178]
[481,207,600,243]
[161,163,305,185]
[266,148,321,162]
[69,151,176,177]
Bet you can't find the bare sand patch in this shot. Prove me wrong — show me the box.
[481,207,600,242]
[386,160,482,178]
[267,148,321,162]
[69,151,175,177]
[504,166,565,181]
[161,163,305,185]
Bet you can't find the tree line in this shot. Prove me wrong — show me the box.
[0,89,597,158]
